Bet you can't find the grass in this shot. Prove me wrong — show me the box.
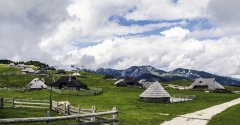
[0,79,239,125]
[0,64,21,74]
[223,85,240,91]
[0,64,240,125]
[162,80,193,86]
[208,104,240,125]
[0,108,77,125]
[54,87,103,96]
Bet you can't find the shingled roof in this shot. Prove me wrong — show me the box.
[189,78,225,90]
[139,81,171,98]
[51,76,88,90]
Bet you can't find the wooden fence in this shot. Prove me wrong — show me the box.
[0,97,118,125]
[0,87,103,96]
[1,98,50,109]
[49,87,103,96]
[170,94,196,103]
[0,87,25,91]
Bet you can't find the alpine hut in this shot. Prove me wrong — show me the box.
[34,69,48,75]
[25,78,47,90]
[22,68,35,74]
[8,63,15,67]
[17,64,27,69]
[114,79,126,87]
[189,78,225,90]
[51,76,88,90]
[114,77,142,87]
[72,71,81,76]
[124,77,142,87]
[139,81,171,103]
[139,79,153,89]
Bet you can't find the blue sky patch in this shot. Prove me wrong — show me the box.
[109,15,184,26]
[184,18,214,31]
[72,41,101,48]
[109,15,214,34]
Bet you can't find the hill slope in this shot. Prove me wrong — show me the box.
[95,66,240,86]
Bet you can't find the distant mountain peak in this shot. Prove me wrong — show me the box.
[95,65,240,86]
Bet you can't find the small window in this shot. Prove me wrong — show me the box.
[199,81,202,83]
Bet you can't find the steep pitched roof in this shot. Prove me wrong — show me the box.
[72,72,81,76]
[51,76,88,89]
[25,78,47,89]
[189,78,225,90]
[34,70,48,74]
[22,68,35,73]
[8,63,15,66]
[114,79,124,85]
[140,82,171,98]
[67,80,88,89]
[51,76,76,87]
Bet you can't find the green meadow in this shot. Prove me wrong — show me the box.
[208,104,240,125]
[0,64,239,125]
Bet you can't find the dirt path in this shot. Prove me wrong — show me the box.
[161,97,240,125]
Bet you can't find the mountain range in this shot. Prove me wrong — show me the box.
[94,66,240,86]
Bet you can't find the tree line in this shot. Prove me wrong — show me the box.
[0,59,55,70]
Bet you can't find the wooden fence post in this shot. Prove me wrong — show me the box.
[12,98,15,108]
[56,101,59,113]
[78,105,81,114]
[113,106,118,125]
[46,111,50,125]
[0,97,3,109]
[67,104,71,115]
[91,105,96,122]
[63,102,66,115]
[76,105,81,122]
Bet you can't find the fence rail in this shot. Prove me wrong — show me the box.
[0,97,118,125]
[0,87,24,91]
[170,94,196,103]
[0,111,118,124]
[49,87,103,96]
[2,98,50,109]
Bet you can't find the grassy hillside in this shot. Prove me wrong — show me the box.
[0,64,21,74]
[208,104,240,125]
[0,64,240,125]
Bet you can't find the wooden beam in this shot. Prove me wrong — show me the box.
[69,118,118,125]
[0,97,3,109]
[14,102,49,106]
[0,111,117,124]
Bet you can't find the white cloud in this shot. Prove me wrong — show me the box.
[161,27,189,37]
[206,0,240,27]
[0,0,70,64]
[1,0,240,78]
[189,0,240,39]
[57,28,240,76]
[125,0,210,20]
[39,0,187,55]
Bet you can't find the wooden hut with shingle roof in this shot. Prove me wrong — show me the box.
[51,76,88,90]
[189,78,225,90]
[139,81,171,103]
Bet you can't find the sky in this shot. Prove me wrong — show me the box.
[0,0,240,78]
